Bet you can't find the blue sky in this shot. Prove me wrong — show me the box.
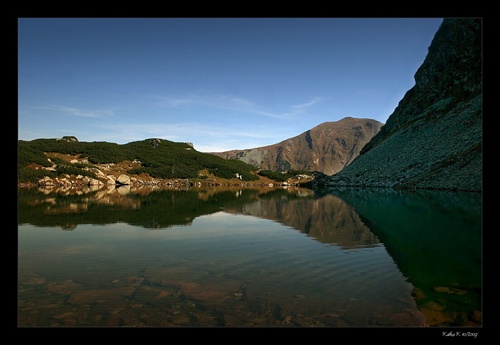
[18,17,443,152]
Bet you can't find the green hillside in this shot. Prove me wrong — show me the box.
[18,137,260,183]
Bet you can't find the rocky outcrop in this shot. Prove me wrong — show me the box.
[313,18,482,192]
[57,136,79,142]
[212,117,383,175]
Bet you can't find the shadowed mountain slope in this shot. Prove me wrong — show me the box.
[313,18,482,192]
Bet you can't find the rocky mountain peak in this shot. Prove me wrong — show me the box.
[212,117,383,175]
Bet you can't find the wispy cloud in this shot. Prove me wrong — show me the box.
[258,97,325,118]
[91,121,287,152]
[34,104,116,118]
[290,97,323,111]
[151,93,323,119]
[97,122,276,140]
[154,93,257,113]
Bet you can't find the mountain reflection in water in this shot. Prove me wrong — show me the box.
[18,185,481,327]
[18,186,379,249]
[223,190,379,249]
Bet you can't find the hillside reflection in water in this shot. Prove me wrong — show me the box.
[18,186,481,327]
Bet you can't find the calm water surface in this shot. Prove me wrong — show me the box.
[17,186,481,327]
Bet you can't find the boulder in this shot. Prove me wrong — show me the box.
[116,174,131,185]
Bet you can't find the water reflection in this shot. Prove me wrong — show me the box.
[326,187,482,327]
[224,189,379,249]
[18,186,481,327]
[19,186,379,249]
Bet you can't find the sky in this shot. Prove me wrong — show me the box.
[18,17,444,152]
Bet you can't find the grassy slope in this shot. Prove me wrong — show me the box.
[17,138,261,184]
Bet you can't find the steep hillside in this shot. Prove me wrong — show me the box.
[18,137,316,189]
[312,18,482,192]
[212,117,383,175]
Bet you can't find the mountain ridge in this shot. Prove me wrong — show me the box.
[211,117,383,175]
[17,116,382,189]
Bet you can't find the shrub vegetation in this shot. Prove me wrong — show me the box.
[18,138,260,182]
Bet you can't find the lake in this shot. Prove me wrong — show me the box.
[17,185,482,328]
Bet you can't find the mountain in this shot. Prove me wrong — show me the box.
[311,18,482,192]
[211,117,383,175]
